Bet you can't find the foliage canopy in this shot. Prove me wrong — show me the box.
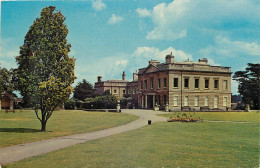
[0,67,14,96]
[15,6,76,131]
[233,63,260,110]
[73,79,96,101]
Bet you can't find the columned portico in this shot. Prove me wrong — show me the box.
[141,96,143,108]
[145,95,147,108]
[153,95,155,108]
[143,93,156,109]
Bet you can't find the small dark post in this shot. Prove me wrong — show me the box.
[148,120,152,125]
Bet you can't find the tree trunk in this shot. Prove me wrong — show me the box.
[41,121,47,132]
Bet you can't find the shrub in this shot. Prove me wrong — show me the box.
[75,101,83,109]
[14,103,22,110]
[120,97,128,108]
[82,95,117,109]
[64,99,76,109]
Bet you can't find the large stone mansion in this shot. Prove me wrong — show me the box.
[95,53,231,111]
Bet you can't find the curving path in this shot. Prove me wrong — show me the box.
[0,109,167,165]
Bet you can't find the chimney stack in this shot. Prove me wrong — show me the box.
[122,71,125,80]
[149,60,160,66]
[165,52,174,64]
[199,58,208,64]
[133,72,138,81]
[97,76,102,82]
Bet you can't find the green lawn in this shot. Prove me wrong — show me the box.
[159,111,260,122]
[0,110,138,147]
[6,118,260,167]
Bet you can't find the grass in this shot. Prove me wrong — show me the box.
[6,116,260,167]
[159,111,260,122]
[0,110,138,147]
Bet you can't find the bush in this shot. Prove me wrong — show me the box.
[14,103,22,110]
[83,95,117,109]
[75,101,83,109]
[82,99,93,109]
[120,97,128,108]
[236,102,245,110]
[64,99,76,109]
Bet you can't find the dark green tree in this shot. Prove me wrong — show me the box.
[0,67,14,95]
[15,6,76,131]
[233,63,260,110]
[73,79,96,101]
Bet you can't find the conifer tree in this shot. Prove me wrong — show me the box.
[233,63,260,110]
[73,79,96,101]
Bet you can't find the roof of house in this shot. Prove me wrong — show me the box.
[106,79,129,83]
[138,59,231,75]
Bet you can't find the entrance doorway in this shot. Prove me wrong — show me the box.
[147,95,154,109]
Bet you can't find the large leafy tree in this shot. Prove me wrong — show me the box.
[73,79,96,101]
[233,63,260,110]
[0,67,14,95]
[15,6,76,131]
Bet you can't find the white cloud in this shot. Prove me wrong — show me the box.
[108,14,124,24]
[145,0,260,40]
[200,36,260,58]
[93,56,128,78]
[145,0,190,40]
[92,0,106,11]
[133,46,192,61]
[128,46,192,73]
[215,36,260,56]
[136,8,151,17]
[75,54,129,84]
[207,58,220,66]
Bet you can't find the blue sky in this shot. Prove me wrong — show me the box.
[1,0,260,94]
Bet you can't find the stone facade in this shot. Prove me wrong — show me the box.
[138,54,232,111]
[94,54,232,111]
[95,79,128,98]
[125,74,138,108]
[95,72,138,107]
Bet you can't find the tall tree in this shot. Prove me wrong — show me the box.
[73,79,96,101]
[15,6,76,131]
[233,63,260,110]
[0,67,14,95]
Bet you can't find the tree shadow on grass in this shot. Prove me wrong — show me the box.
[0,128,40,133]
